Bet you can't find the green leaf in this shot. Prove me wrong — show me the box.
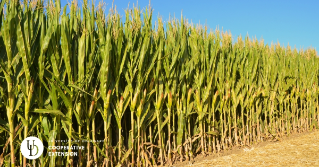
[73,110,82,126]
[99,109,112,130]
[61,116,72,125]
[33,109,65,117]
[92,140,107,157]
[28,115,40,133]
[14,93,24,112]
[68,84,93,96]
[177,113,185,148]
[42,116,50,136]
[0,125,10,133]
[121,148,132,164]
[160,114,169,131]
[17,113,28,127]
[51,80,72,109]
[16,14,31,82]
[206,131,219,136]
[61,120,71,139]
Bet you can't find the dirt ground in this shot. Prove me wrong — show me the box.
[173,129,319,167]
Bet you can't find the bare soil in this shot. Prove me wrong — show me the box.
[170,129,319,167]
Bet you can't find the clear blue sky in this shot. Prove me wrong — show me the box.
[60,0,319,51]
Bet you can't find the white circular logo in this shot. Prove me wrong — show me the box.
[20,136,44,159]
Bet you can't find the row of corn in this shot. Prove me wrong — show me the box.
[0,0,318,166]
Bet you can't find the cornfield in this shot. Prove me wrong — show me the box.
[0,0,318,166]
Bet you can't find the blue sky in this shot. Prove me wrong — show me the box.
[60,0,319,51]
